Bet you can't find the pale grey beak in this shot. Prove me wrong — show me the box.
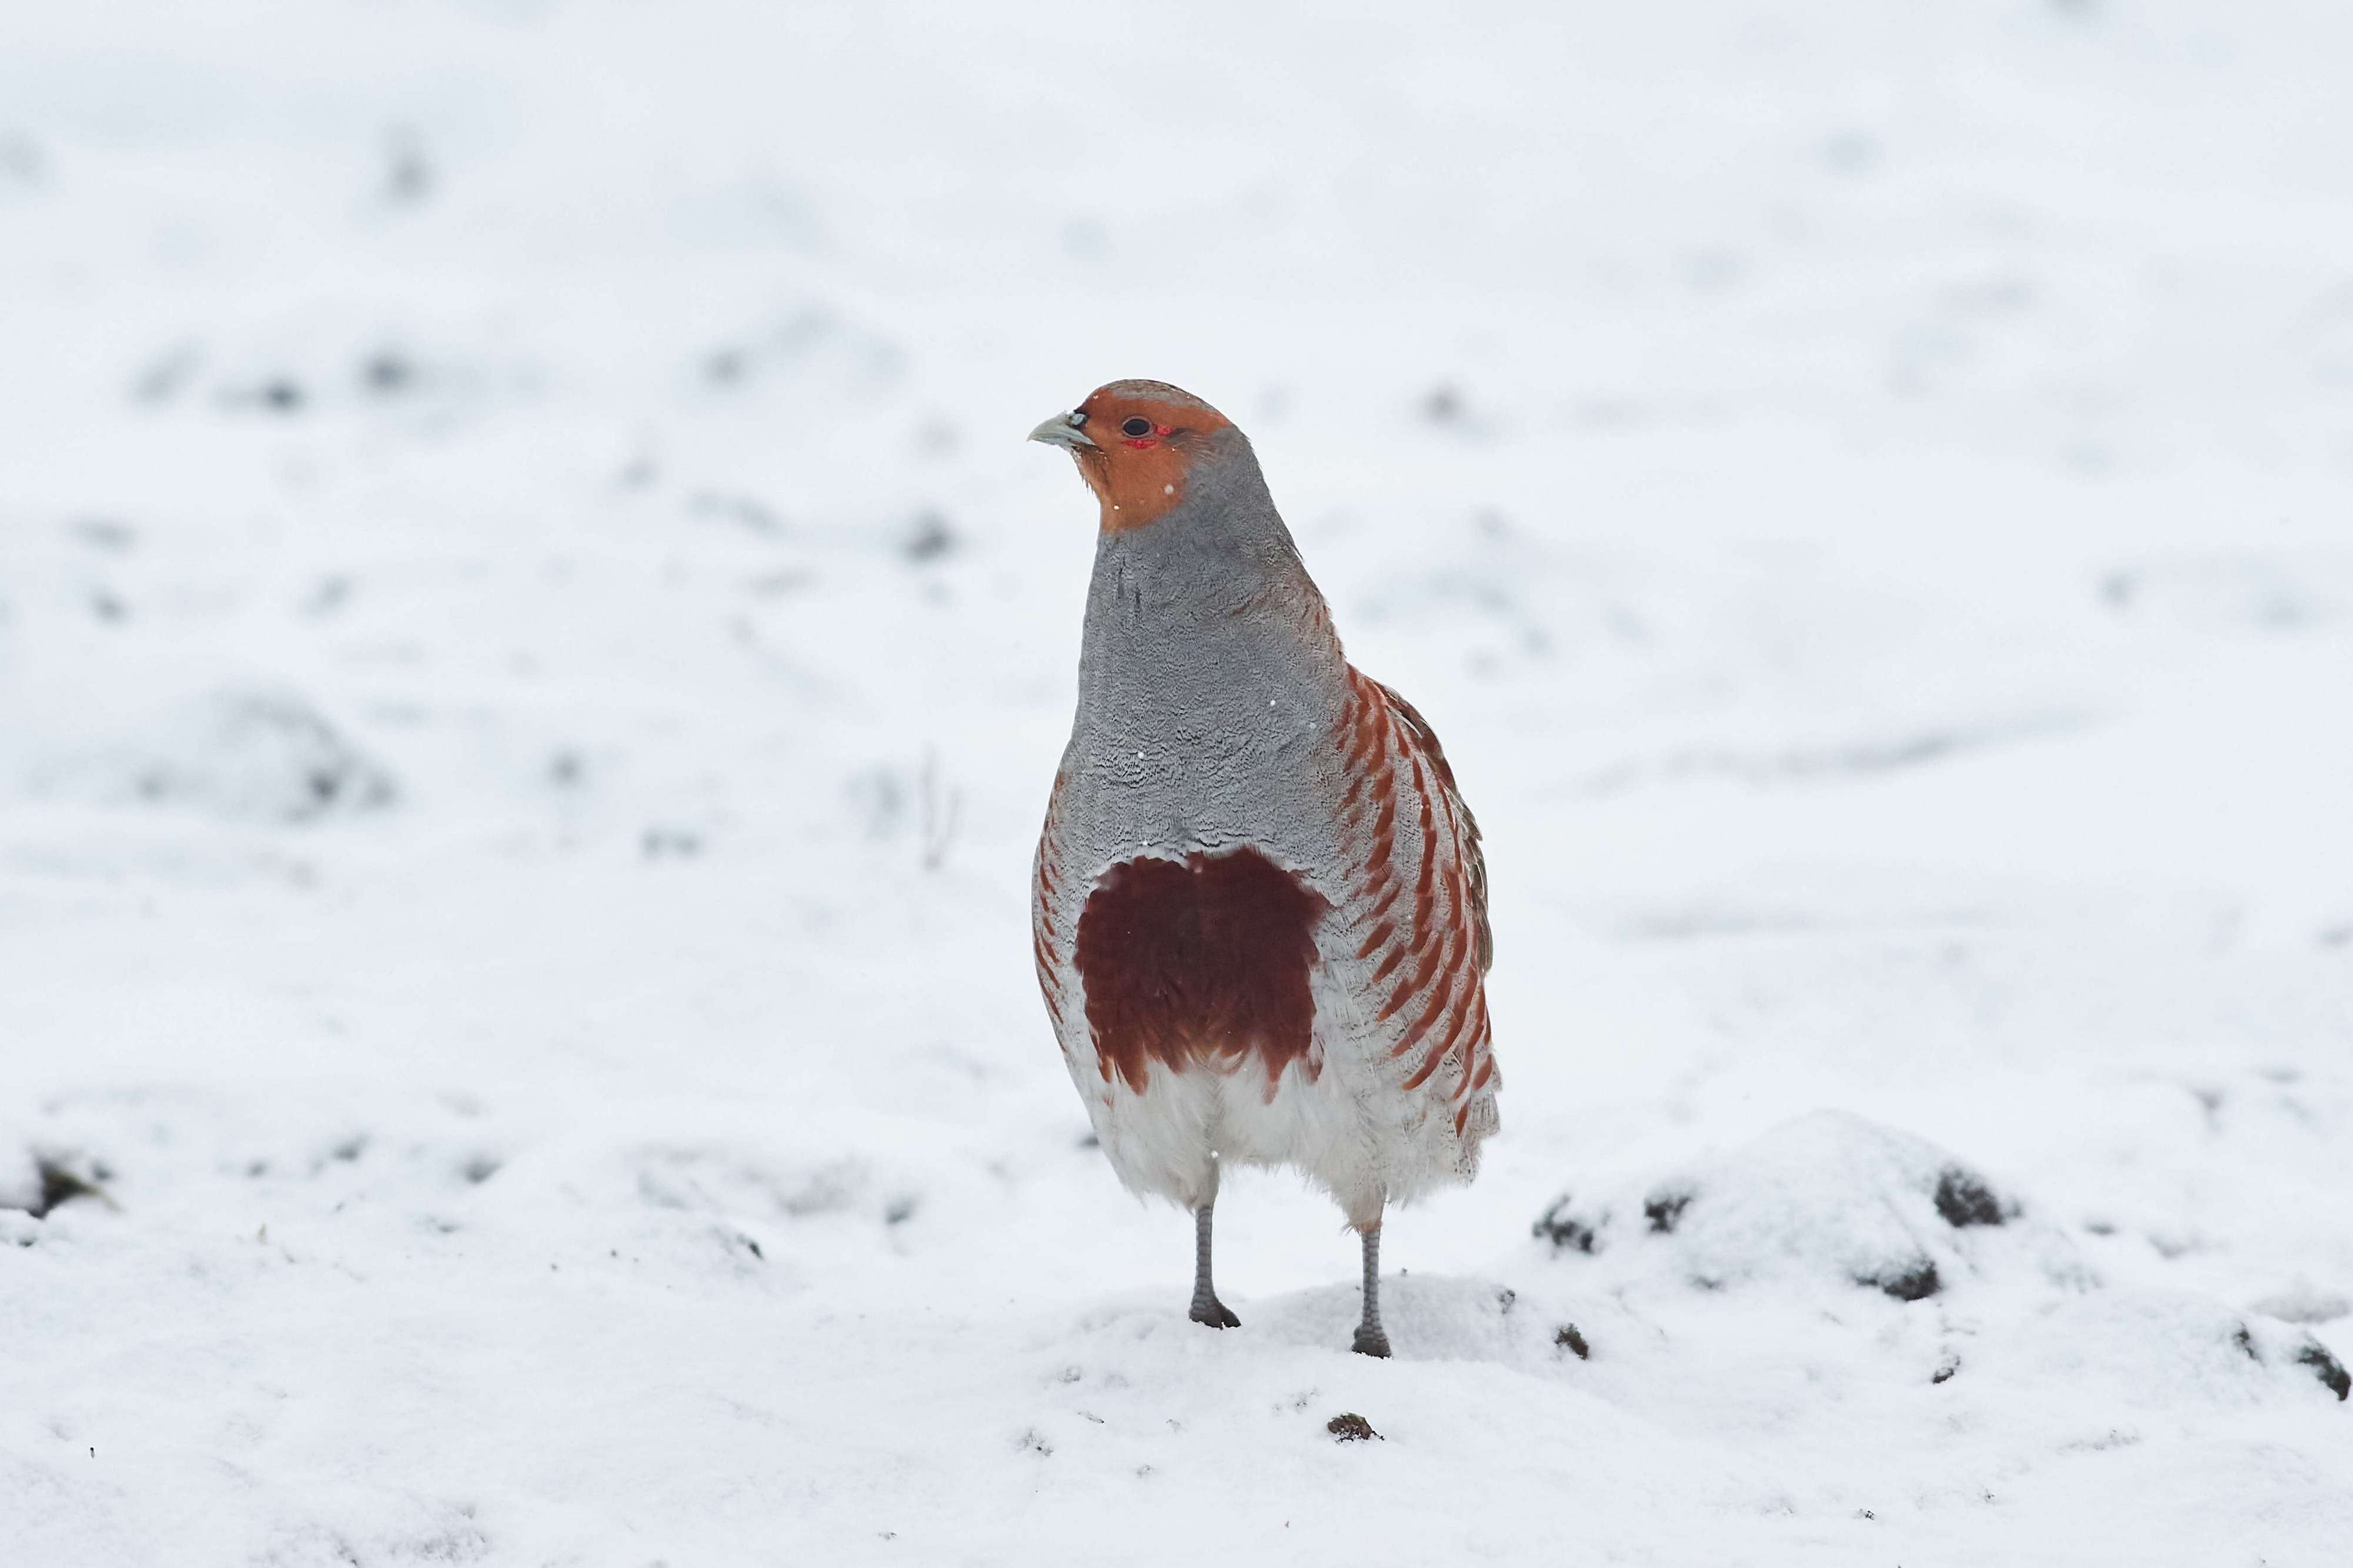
[1028,410,1096,450]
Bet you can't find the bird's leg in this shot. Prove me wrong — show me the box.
[1351,1223,1392,1358]
[1188,1201,1241,1329]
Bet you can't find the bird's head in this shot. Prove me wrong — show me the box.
[1029,380,1236,532]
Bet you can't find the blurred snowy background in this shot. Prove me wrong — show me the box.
[4,2,2350,1563]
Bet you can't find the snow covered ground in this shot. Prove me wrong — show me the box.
[4,2,2351,1562]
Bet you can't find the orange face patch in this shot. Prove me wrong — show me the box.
[1069,383,1232,533]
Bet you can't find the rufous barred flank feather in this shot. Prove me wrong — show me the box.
[1029,380,1499,1357]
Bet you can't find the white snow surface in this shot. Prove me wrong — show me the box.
[4,2,2352,1563]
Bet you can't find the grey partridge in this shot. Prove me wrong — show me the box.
[1029,381,1499,1357]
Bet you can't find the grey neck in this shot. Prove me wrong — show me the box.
[1075,431,1341,725]
[1061,430,1352,862]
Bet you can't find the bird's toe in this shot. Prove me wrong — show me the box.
[1189,1297,1242,1330]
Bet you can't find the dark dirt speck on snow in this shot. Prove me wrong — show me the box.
[2295,1341,2350,1400]
[1933,1167,2008,1228]
[1643,1191,1692,1234]
[1861,1257,1941,1302]
[1531,1195,1599,1253]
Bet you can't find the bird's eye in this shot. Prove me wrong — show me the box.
[1121,416,1153,438]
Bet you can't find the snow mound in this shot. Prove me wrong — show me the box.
[1250,1273,1545,1365]
[35,689,396,823]
[1536,1109,2088,1302]
[1532,1112,2347,1407]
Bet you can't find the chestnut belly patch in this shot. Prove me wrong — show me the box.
[1074,848,1331,1094]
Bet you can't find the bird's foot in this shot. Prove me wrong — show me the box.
[1351,1323,1392,1359]
[1189,1295,1242,1329]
